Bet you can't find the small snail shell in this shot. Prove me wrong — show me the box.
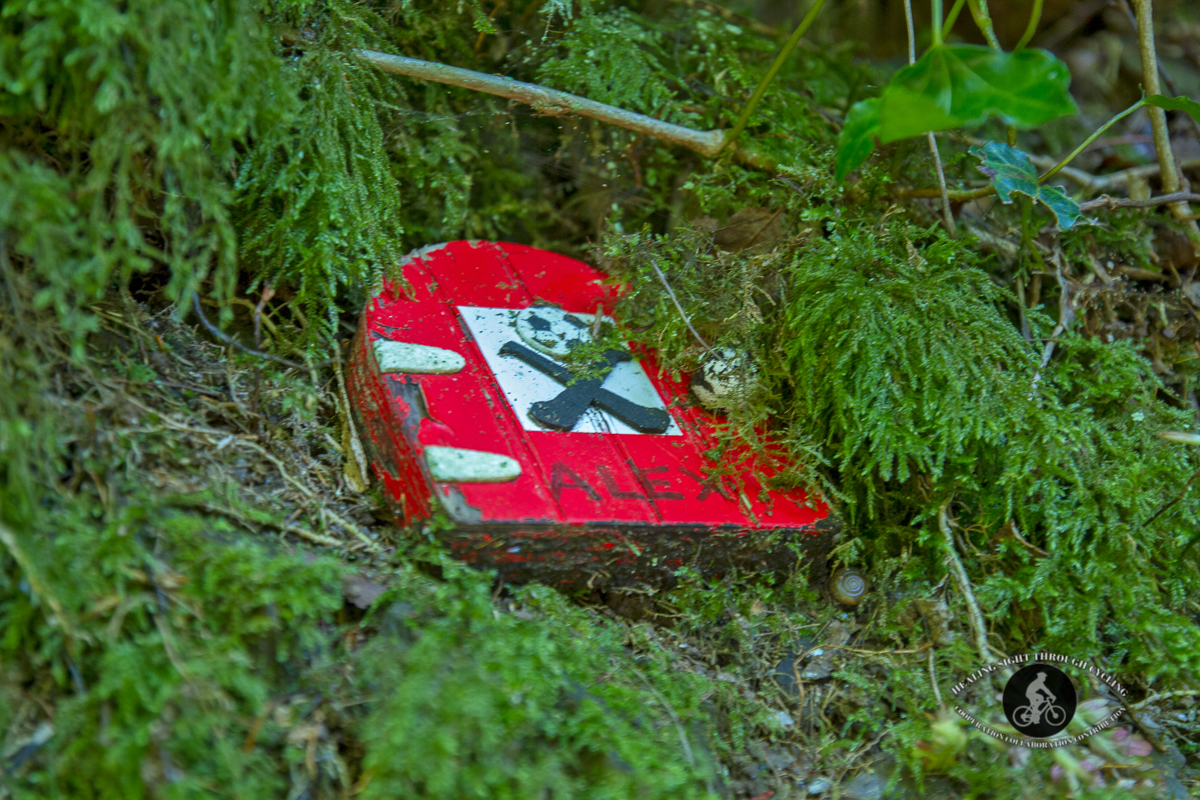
[690,348,760,410]
[830,568,868,606]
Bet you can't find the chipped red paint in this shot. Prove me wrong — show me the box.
[347,241,838,590]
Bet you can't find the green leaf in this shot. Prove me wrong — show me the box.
[835,98,881,182]
[1145,94,1200,123]
[878,45,1077,143]
[969,141,1081,229]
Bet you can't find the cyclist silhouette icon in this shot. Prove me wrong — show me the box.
[1014,671,1066,728]
[1003,663,1076,737]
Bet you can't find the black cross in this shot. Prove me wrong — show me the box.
[499,341,671,434]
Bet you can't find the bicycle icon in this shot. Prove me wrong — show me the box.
[1013,701,1067,728]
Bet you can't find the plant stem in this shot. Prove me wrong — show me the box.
[1014,0,1043,50]
[1131,0,1200,250]
[928,133,956,236]
[965,0,1001,49]
[1039,98,1145,183]
[907,0,955,235]
[942,0,968,38]
[722,0,827,151]
[904,0,917,62]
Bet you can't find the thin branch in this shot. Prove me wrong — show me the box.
[938,500,994,666]
[1118,0,1200,141]
[649,257,711,351]
[898,159,1200,200]
[1029,250,1073,399]
[191,293,328,371]
[358,49,730,158]
[1087,157,1200,192]
[0,520,91,646]
[1078,191,1200,212]
[1131,690,1200,710]
[1132,0,1200,250]
[929,647,945,709]
[629,664,695,767]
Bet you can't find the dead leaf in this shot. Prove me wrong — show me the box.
[342,573,387,609]
[713,207,784,251]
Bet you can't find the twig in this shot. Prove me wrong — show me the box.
[1036,0,1110,50]
[929,647,945,709]
[358,49,731,159]
[191,293,327,371]
[938,500,994,665]
[105,376,225,399]
[1078,191,1200,212]
[333,355,370,494]
[1118,0,1200,142]
[190,499,346,548]
[0,520,91,646]
[802,642,933,657]
[1029,250,1074,399]
[1006,520,1049,557]
[1131,690,1200,710]
[1142,465,1200,528]
[1116,694,1171,754]
[321,507,382,553]
[629,664,695,766]
[1131,0,1200,251]
[1086,158,1200,193]
[649,257,711,351]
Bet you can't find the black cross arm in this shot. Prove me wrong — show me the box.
[498,341,671,434]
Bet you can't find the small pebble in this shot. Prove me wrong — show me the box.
[808,777,832,794]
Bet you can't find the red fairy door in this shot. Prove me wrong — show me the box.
[346,241,836,589]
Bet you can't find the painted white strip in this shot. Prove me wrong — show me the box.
[424,445,522,483]
[373,339,465,374]
[457,306,681,436]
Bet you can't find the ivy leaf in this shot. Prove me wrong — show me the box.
[834,98,881,182]
[1145,94,1200,123]
[969,141,1082,229]
[878,45,1077,143]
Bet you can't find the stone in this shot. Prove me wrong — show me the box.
[423,446,522,483]
[690,348,760,410]
[373,340,465,374]
[807,776,833,794]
